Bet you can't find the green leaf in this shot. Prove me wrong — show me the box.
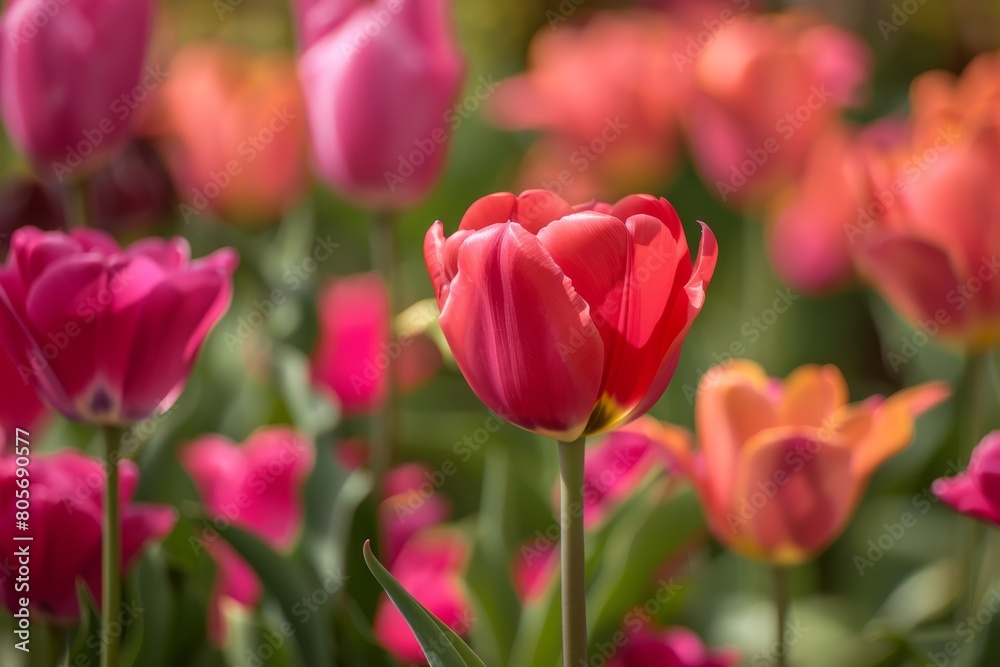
[273,344,339,438]
[216,523,333,667]
[362,541,487,667]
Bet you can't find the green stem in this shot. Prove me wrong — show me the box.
[774,565,790,667]
[101,425,123,667]
[558,437,587,667]
[369,210,399,486]
[73,178,93,228]
[962,351,991,617]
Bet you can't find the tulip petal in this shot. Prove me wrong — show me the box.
[733,427,855,564]
[438,222,604,439]
[778,364,848,428]
[459,189,575,234]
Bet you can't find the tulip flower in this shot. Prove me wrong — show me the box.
[373,528,473,664]
[181,427,315,644]
[934,432,1000,527]
[294,0,464,208]
[609,626,739,667]
[153,43,309,225]
[0,227,237,425]
[853,52,1000,349]
[311,273,443,416]
[0,450,176,623]
[425,190,717,441]
[685,11,871,208]
[667,360,948,564]
[0,0,157,175]
[0,343,45,450]
[379,463,452,566]
[489,11,686,199]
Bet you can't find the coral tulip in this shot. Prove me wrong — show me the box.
[181,427,314,644]
[295,0,464,208]
[0,0,157,174]
[934,432,1000,527]
[0,450,175,623]
[0,227,237,424]
[669,360,948,564]
[424,190,716,440]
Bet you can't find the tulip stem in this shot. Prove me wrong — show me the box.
[370,209,399,485]
[101,425,123,667]
[72,178,94,228]
[558,437,587,667]
[773,564,790,667]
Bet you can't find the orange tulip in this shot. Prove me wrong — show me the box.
[665,360,948,565]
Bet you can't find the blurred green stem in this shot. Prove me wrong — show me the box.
[370,210,399,487]
[962,351,990,617]
[773,565,789,667]
[73,178,93,228]
[558,437,587,667]
[101,425,123,667]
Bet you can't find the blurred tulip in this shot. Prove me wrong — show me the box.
[0,179,65,258]
[379,463,452,567]
[853,52,1000,349]
[609,626,739,667]
[489,11,686,199]
[513,538,557,604]
[425,190,716,440]
[0,0,157,175]
[0,450,175,623]
[153,43,309,225]
[373,528,472,664]
[934,432,1000,527]
[0,342,46,450]
[89,139,174,230]
[295,0,464,208]
[181,427,315,644]
[685,11,871,208]
[0,227,237,424]
[669,360,948,564]
[311,273,442,416]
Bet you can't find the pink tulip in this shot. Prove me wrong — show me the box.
[295,0,464,208]
[424,190,716,440]
[0,343,46,450]
[0,227,237,425]
[513,538,557,604]
[181,427,315,644]
[379,463,451,567]
[373,528,472,664]
[0,450,176,623]
[608,626,739,667]
[934,432,1000,527]
[0,0,157,174]
[853,52,1000,349]
[311,273,442,415]
[685,11,871,207]
[669,360,948,564]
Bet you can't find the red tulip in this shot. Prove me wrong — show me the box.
[295,0,464,208]
[934,432,1000,527]
[0,227,237,425]
[311,273,442,416]
[608,626,739,667]
[153,43,309,226]
[685,11,871,207]
[853,52,1000,349]
[668,360,948,564]
[373,528,472,664]
[181,427,315,644]
[424,190,716,440]
[0,451,176,623]
[0,0,157,174]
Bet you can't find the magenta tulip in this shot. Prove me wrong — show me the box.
[295,0,464,208]
[0,0,157,175]
[934,432,1000,527]
[424,190,717,440]
[0,345,45,450]
[182,427,315,644]
[608,627,739,667]
[379,463,451,566]
[0,227,237,425]
[0,450,175,623]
